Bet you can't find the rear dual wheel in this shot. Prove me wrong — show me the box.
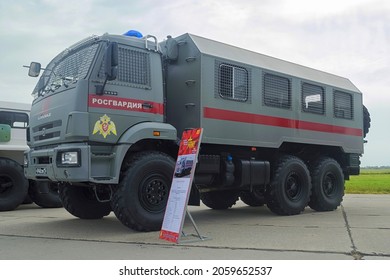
[266,156,311,215]
[200,190,239,209]
[266,155,344,215]
[309,158,344,211]
[240,188,265,207]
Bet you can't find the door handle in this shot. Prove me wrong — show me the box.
[142,103,153,109]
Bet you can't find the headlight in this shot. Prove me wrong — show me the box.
[57,150,81,167]
[62,152,78,164]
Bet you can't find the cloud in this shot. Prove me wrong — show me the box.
[0,0,388,165]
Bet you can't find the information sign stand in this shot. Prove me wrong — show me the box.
[159,128,209,244]
[178,210,210,244]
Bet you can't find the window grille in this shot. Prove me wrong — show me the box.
[302,83,325,114]
[218,63,248,101]
[334,90,353,119]
[263,73,291,109]
[100,46,151,88]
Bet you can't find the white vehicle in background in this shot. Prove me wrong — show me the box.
[0,101,61,211]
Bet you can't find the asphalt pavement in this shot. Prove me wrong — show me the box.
[0,194,389,260]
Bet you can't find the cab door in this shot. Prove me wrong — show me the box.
[88,42,164,143]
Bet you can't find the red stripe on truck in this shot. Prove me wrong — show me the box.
[203,107,362,137]
[88,95,164,115]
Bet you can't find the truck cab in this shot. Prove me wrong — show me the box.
[24,32,179,230]
[25,34,176,184]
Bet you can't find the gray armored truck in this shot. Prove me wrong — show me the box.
[0,101,62,210]
[24,32,370,231]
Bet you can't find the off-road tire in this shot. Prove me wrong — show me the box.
[363,105,371,138]
[0,158,28,211]
[200,190,239,210]
[59,184,111,219]
[266,155,311,215]
[111,151,175,232]
[240,189,265,207]
[23,194,33,204]
[309,157,344,211]
[29,181,62,208]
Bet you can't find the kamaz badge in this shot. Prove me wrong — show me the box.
[93,114,117,138]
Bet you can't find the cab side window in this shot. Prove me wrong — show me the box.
[0,111,29,128]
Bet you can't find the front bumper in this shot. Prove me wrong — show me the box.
[24,143,121,184]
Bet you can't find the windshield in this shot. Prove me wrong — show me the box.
[32,36,100,99]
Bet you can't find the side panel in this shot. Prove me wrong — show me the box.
[164,35,363,154]
[199,55,363,154]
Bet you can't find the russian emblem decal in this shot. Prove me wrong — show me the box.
[93,114,117,138]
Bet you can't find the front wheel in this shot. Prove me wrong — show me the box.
[309,158,344,211]
[111,152,175,232]
[266,155,311,215]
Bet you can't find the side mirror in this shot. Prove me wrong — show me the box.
[28,62,41,77]
[104,42,118,81]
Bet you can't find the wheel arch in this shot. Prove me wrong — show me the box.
[278,142,354,176]
[117,122,177,146]
[112,122,178,182]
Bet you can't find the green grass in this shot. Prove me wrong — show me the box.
[345,168,390,194]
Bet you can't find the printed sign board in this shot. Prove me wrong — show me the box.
[159,128,203,243]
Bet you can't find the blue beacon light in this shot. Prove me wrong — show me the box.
[123,30,143,38]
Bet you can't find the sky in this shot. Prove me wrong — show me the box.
[0,0,389,166]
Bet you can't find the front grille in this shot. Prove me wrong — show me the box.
[38,156,51,164]
[34,131,61,141]
[32,120,62,142]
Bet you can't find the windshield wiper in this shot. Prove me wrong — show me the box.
[46,76,77,93]
[62,76,77,87]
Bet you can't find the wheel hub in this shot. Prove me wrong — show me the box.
[285,172,302,201]
[323,173,336,197]
[140,175,168,212]
[145,180,166,205]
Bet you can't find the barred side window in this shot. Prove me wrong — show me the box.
[118,48,150,86]
[218,63,248,101]
[302,83,325,114]
[100,46,151,88]
[334,90,353,119]
[263,73,291,109]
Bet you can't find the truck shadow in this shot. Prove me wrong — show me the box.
[6,202,327,246]
[22,204,318,238]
